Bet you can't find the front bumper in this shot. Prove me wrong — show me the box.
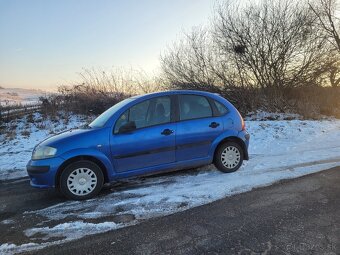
[27,165,50,174]
[26,157,64,188]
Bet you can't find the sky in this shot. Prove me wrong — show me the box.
[0,0,214,90]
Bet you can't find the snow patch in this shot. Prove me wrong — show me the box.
[1,219,15,225]
[0,243,41,255]
[246,110,302,121]
[25,221,118,240]
[0,87,47,105]
[0,221,119,255]
[0,113,90,180]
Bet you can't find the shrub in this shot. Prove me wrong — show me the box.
[40,67,162,116]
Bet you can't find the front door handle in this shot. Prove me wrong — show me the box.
[209,122,220,128]
[161,129,174,136]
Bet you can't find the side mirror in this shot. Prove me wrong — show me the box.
[118,121,136,133]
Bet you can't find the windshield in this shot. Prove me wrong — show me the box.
[89,99,132,128]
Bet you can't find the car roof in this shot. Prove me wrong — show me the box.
[130,90,220,100]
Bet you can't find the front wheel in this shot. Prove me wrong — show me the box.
[60,160,104,200]
[214,142,244,173]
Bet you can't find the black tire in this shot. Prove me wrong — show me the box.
[59,160,104,200]
[214,141,244,173]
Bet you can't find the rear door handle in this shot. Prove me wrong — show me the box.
[161,129,174,136]
[209,122,220,128]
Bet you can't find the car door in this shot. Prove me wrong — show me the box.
[176,94,223,162]
[110,96,176,173]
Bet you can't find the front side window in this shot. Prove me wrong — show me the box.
[89,98,132,128]
[148,97,171,126]
[114,96,171,133]
[179,95,212,121]
[129,99,151,129]
[114,110,129,133]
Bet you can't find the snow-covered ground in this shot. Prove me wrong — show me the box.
[0,113,90,180]
[0,87,48,105]
[1,113,340,254]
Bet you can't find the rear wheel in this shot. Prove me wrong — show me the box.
[60,160,104,200]
[214,142,244,173]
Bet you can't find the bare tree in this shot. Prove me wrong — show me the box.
[160,0,340,115]
[75,67,160,95]
[214,0,330,89]
[161,0,332,91]
[161,27,222,92]
[53,67,161,114]
[309,0,340,51]
[324,57,340,86]
[329,65,340,86]
[309,0,340,86]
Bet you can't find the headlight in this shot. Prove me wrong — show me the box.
[32,146,57,160]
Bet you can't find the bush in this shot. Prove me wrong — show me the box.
[219,86,340,118]
[39,67,162,116]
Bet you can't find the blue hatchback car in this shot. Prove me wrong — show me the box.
[27,90,250,200]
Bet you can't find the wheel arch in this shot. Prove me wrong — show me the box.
[55,155,110,188]
[214,136,249,160]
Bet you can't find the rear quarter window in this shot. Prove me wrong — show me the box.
[214,100,229,116]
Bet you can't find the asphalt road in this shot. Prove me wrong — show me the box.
[15,167,338,255]
[0,177,65,248]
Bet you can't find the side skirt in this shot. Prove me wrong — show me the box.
[111,157,212,181]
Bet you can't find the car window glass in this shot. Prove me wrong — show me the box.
[179,95,212,120]
[214,100,228,115]
[148,97,171,126]
[114,110,129,133]
[89,98,132,128]
[114,96,171,133]
[129,100,150,129]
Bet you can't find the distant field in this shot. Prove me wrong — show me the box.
[0,87,48,105]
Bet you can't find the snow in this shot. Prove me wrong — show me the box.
[25,221,118,241]
[0,221,118,255]
[0,243,40,255]
[0,87,48,106]
[1,113,340,254]
[0,219,15,225]
[0,113,90,180]
[246,110,302,121]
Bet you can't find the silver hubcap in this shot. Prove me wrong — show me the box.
[221,146,241,169]
[67,168,97,196]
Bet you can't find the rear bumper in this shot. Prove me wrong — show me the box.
[26,157,64,189]
[238,130,250,160]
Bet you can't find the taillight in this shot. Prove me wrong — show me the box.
[241,117,245,130]
[237,110,245,130]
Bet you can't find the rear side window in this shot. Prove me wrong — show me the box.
[214,100,228,115]
[179,95,212,121]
